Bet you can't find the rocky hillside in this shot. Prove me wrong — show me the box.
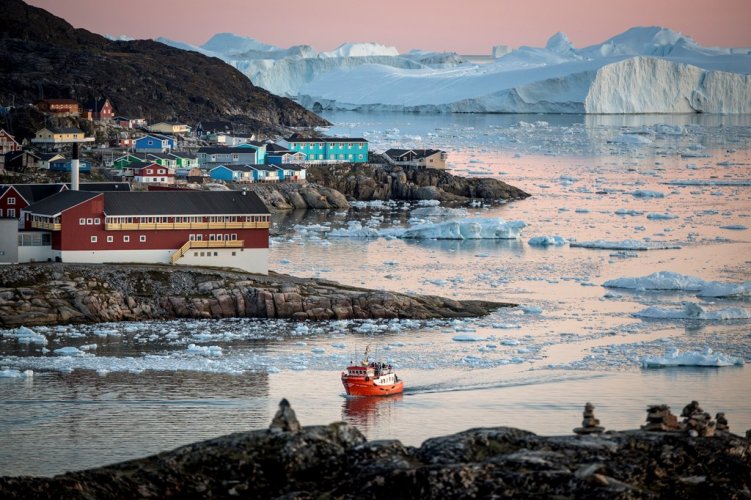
[0,263,510,327]
[2,399,749,498]
[0,0,327,141]
[307,163,530,203]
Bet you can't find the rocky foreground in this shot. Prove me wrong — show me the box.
[0,263,509,328]
[2,400,749,499]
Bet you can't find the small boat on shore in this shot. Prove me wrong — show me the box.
[341,346,403,397]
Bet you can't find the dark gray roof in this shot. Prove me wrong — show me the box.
[65,183,131,192]
[146,152,175,160]
[24,190,100,216]
[211,164,254,172]
[1,183,66,204]
[276,164,306,171]
[168,152,197,160]
[264,143,290,153]
[49,127,84,134]
[198,147,259,154]
[384,148,443,160]
[104,191,269,216]
[287,134,367,143]
[249,165,279,172]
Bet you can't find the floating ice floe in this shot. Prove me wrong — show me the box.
[6,326,48,345]
[186,344,223,357]
[571,239,681,251]
[720,225,747,231]
[452,333,485,342]
[397,218,526,240]
[0,368,34,378]
[410,206,468,218]
[641,347,744,368]
[634,302,751,320]
[646,213,678,220]
[53,347,85,357]
[604,271,751,298]
[609,133,652,144]
[604,271,705,291]
[631,190,665,198]
[328,221,380,238]
[528,235,567,247]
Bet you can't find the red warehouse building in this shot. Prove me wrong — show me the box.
[21,190,270,274]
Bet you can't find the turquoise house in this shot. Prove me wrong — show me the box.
[285,134,368,163]
[249,165,279,182]
[236,143,266,164]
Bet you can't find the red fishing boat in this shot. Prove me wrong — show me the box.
[341,346,404,397]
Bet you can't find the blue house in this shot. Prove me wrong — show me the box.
[285,134,368,163]
[134,134,175,153]
[275,165,307,181]
[249,165,279,182]
[49,159,92,173]
[208,164,254,183]
[265,143,306,165]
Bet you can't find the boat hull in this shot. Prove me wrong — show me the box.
[342,377,404,397]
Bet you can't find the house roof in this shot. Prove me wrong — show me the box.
[168,152,197,160]
[65,183,132,192]
[249,164,279,172]
[265,143,291,154]
[276,164,306,171]
[84,98,111,112]
[42,127,84,135]
[37,153,64,161]
[36,99,78,105]
[24,190,100,217]
[146,152,175,160]
[286,133,367,143]
[211,164,254,172]
[104,191,269,216]
[199,120,233,133]
[0,183,66,204]
[198,147,259,155]
[123,161,153,170]
[4,150,42,161]
[384,148,444,160]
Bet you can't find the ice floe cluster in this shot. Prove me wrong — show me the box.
[604,271,751,298]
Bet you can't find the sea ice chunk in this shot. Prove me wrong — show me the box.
[634,302,751,320]
[528,235,567,247]
[641,347,744,368]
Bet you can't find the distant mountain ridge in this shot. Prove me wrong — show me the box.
[0,0,327,136]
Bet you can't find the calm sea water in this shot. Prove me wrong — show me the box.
[1,112,750,476]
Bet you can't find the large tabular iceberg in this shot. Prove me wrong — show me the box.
[641,347,744,368]
[604,271,751,297]
[159,27,751,114]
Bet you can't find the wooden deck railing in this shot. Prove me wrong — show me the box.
[170,239,244,264]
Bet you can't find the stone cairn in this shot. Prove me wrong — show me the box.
[573,402,604,435]
[642,404,681,432]
[269,398,301,433]
[715,412,729,432]
[681,400,716,437]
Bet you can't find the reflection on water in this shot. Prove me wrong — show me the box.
[342,394,403,432]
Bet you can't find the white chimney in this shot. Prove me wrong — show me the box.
[71,142,80,191]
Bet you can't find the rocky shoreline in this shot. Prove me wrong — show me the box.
[241,162,530,211]
[0,263,510,328]
[2,399,749,498]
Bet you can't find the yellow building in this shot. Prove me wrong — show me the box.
[31,127,94,144]
[149,122,191,135]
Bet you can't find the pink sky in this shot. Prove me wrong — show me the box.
[28,0,751,53]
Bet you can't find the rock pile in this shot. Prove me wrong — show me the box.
[573,402,604,434]
[681,400,716,437]
[269,398,300,433]
[641,404,681,431]
[716,412,729,432]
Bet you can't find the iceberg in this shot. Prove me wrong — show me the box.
[634,302,751,320]
[641,347,744,368]
[570,239,681,251]
[528,235,567,247]
[328,221,380,238]
[604,271,705,291]
[160,26,751,114]
[5,326,48,345]
[396,218,526,240]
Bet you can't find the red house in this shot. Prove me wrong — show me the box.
[35,99,80,115]
[84,98,115,121]
[0,184,66,219]
[134,163,175,186]
[19,190,270,274]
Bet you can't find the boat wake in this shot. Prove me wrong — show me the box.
[404,372,608,395]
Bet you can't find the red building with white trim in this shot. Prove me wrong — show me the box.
[20,190,270,274]
[134,163,176,186]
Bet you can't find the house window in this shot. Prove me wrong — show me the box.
[91,236,97,243]
[231,234,237,240]
[140,235,146,242]
[124,235,130,242]
[107,236,113,243]
[79,218,85,225]
[86,218,93,225]
[200,252,205,256]
[232,251,236,256]
[196,234,203,241]
[209,234,216,241]
[147,140,153,145]
[358,154,364,159]
[189,234,195,241]
[7,197,15,205]
[194,252,198,256]
[7,209,15,218]
[94,218,100,225]
[214,252,218,256]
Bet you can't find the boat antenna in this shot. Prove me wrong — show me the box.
[363,344,370,364]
